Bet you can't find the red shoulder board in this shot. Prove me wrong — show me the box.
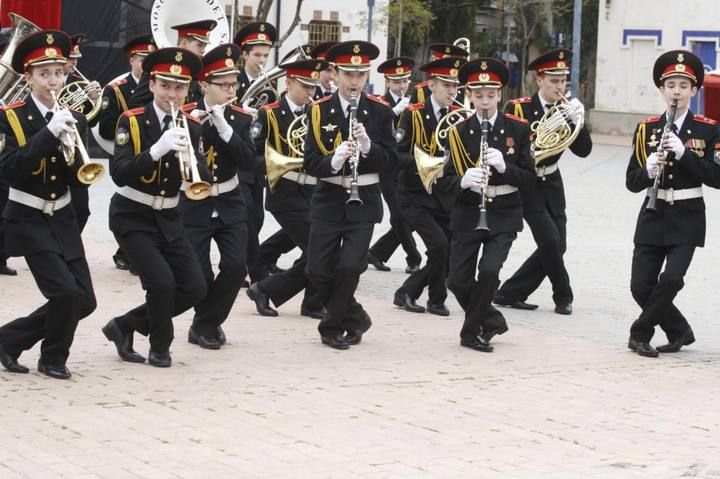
[0,101,26,110]
[695,115,718,125]
[180,102,198,113]
[181,111,201,124]
[506,113,528,123]
[450,105,462,111]
[123,107,144,117]
[230,105,252,116]
[262,101,280,111]
[367,94,390,107]
[415,80,430,89]
[511,97,532,104]
[312,96,332,105]
[640,115,661,124]
[408,102,425,112]
[112,78,128,87]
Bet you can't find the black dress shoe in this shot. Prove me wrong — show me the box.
[0,345,29,374]
[268,263,286,275]
[0,264,17,276]
[246,283,278,317]
[493,294,538,310]
[300,305,326,319]
[460,336,494,352]
[148,350,172,367]
[37,360,72,379]
[188,327,221,350]
[393,289,425,313]
[656,329,696,353]
[321,334,350,350]
[481,325,509,343]
[240,279,250,288]
[344,330,363,345]
[634,341,659,358]
[216,326,227,345]
[554,303,573,315]
[112,254,130,271]
[368,252,391,272]
[405,264,420,274]
[102,319,146,363]
[427,302,450,316]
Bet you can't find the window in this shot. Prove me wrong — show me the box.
[308,20,341,46]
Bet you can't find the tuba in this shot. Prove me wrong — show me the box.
[0,13,41,106]
[150,0,229,50]
[530,93,584,163]
[240,48,308,111]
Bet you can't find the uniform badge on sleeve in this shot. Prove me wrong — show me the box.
[116,127,129,145]
[714,149,720,165]
[101,97,109,110]
[251,121,263,139]
[0,133,5,153]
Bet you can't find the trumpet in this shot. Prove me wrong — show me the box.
[169,101,211,201]
[50,90,105,185]
[346,90,362,205]
[475,109,490,231]
[646,99,679,212]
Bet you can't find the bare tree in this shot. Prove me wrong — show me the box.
[248,0,305,49]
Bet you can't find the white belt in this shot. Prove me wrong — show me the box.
[182,175,239,197]
[486,185,518,198]
[283,170,318,185]
[8,187,71,216]
[646,187,703,203]
[321,173,380,188]
[535,163,559,177]
[118,186,180,210]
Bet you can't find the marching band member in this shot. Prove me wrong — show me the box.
[245,58,328,319]
[0,41,13,277]
[0,31,97,378]
[303,40,395,349]
[626,50,720,357]
[445,58,534,352]
[495,49,591,315]
[102,47,208,368]
[235,21,277,105]
[367,56,422,274]
[310,42,338,101]
[392,56,466,316]
[63,34,86,85]
[410,43,469,105]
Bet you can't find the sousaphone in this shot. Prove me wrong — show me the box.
[150,0,230,50]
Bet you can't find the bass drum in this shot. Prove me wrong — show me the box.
[150,0,230,50]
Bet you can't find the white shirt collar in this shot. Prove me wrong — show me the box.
[285,95,303,115]
[388,90,401,104]
[671,109,688,132]
[30,93,52,119]
[131,72,141,85]
[476,110,498,129]
[538,92,555,111]
[430,96,449,120]
[152,101,172,126]
[245,68,258,83]
[338,93,355,117]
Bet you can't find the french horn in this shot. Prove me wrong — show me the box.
[531,93,584,163]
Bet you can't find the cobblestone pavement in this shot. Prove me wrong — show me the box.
[1,136,720,478]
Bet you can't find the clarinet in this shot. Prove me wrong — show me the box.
[346,90,363,205]
[475,109,490,231]
[646,99,678,212]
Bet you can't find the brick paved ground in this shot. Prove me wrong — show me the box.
[1,137,720,478]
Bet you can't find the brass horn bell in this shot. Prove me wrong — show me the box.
[414,144,445,194]
[265,142,304,192]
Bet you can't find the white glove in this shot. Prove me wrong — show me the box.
[209,105,233,142]
[486,147,506,173]
[189,109,205,121]
[149,126,187,161]
[460,167,486,189]
[47,109,76,138]
[569,97,585,120]
[392,97,410,116]
[646,152,660,178]
[241,99,258,118]
[353,122,371,155]
[663,132,685,158]
[331,141,352,172]
[87,80,102,101]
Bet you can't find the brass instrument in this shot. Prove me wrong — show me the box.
[150,0,229,50]
[198,96,238,117]
[0,13,41,106]
[475,110,490,231]
[414,145,445,194]
[240,48,308,111]
[50,91,105,184]
[169,101,211,200]
[346,90,362,204]
[57,67,103,122]
[530,92,585,163]
[435,108,473,152]
[453,37,471,56]
[265,96,314,192]
[646,99,679,212]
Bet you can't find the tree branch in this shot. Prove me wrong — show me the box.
[277,0,305,48]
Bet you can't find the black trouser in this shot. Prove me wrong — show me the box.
[186,219,248,336]
[0,251,96,365]
[448,231,516,340]
[114,231,207,352]
[259,209,322,310]
[240,180,267,282]
[259,228,296,267]
[400,204,451,305]
[0,187,7,266]
[369,177,421,267]
[308,219,374,337]
[630,243,695,343]
[498,208,572,305]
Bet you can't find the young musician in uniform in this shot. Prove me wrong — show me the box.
[626,50,720,357]
[0,31,97,379]
[102,47,207,368]
[367,56,422,274]
[410,43,469,105]
[392,56,466,316]
[310,42,338,101]
[495,49,591,315]
[445,58,535,352]
[304,40,395,349]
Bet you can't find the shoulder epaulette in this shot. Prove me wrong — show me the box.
[112,78,128,88]
[640,115,661,124]
[230,104,252,116]
[180,102,198,112]
[695,115,718,125]
[512,97,532,104]
[450,105,462,111]
[367,94,390,107]
[506,113,529,123]
[181,110,201,124]
[408,102,425,112]
[123,107,144,117]
[415,80,430,89]
[262,101,280,111]
[312,96,332,105]
[0,101,25,111]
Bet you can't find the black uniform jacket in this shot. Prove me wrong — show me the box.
[444,112,535,233]
[98,72,138,141]
[109,102,206,242]
[236,69,278,111]
[0,100,88,260]
[179,99,255,227]
[254,94,315,213]
[128,72,202,109]
[303,92,396,223]
[626,110,720,247]
[507,93,592,215]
